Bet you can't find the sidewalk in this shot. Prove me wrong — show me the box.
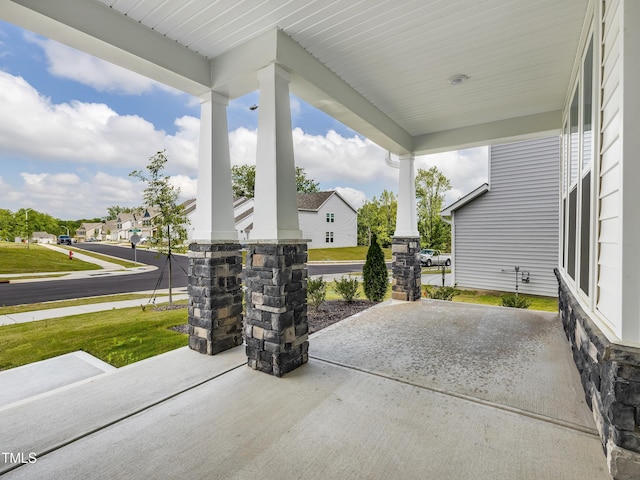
[0,288,188,326]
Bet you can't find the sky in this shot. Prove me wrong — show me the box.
[0,20,489,220]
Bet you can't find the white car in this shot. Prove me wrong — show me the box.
[419,249,451,267]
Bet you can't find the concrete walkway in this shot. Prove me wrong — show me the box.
[0,289,188,326]
[0,300,610,479]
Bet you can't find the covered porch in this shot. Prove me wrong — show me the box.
[0,300,609,479]
[3,0,640,477]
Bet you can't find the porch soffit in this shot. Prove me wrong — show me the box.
[2,0,589,155]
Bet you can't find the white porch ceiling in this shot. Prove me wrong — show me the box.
[2,0,589,154]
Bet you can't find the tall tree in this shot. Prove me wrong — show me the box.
[106,206,133,221]
[0,209,15,241]
[295,166,320,194]
[356,190,397,247]
[231,164,256,198]
[231,165,319,198]
[415,166,452,250]
[130,151,188,305]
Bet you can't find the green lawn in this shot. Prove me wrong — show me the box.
[0,304,188,370]
[0,242,99,274]
[70,246,137,268]
[451,289,558,312]
[0,293,168,315]
[308,246,392,261]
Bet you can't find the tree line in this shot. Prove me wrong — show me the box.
[1,158,452,252]
[358,166,452,251]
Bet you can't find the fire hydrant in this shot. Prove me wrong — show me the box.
[68,250,73,260]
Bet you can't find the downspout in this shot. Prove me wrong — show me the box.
[385,151,400,169]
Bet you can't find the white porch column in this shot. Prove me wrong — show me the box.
[391,153,421,301]
[251,63,302,240]
[394,153,419,237]
[192,91,237,242]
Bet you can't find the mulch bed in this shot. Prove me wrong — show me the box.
[168,299,377,335]
[307,300,377,333]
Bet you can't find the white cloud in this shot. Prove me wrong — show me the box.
[335,187,367,210]
[169,174,198,201]
[416,148,489,206]
[26,34,177,95]
[0,71,197,172]
[0,69,486,219]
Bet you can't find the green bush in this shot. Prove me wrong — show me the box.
[500,293,531,309]
[424,285,459,301]
[334,277,360,302]
[363,234,388,302]
[307,276,327,311]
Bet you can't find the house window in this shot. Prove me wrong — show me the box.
[326,213,334,223]
[579,38,594,296]
[567,86,579,281]
[325,232,334,243]
[560,32,595,301]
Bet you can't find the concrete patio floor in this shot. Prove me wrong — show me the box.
[0,300,610,479]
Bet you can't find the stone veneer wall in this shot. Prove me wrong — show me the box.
[188,243,244,355]
[555,269,640,479]
[244,242,309,377]
[391,237,422,301]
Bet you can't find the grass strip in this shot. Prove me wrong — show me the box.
[69,246,138,268]
[308,246,392,262]
[0,303,188,370]
[0,293,169,316]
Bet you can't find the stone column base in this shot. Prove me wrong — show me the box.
[556,269,640,480]
[188,242,244,355]
[391,237,422,301]
[244,241,309,377]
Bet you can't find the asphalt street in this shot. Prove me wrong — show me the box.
[0,244,372,306]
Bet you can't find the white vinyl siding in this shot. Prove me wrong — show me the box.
[597,0,621,329]
[452,137,559,297]
[299,194,357,248]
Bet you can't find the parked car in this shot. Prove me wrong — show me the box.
[419,249,451,267]
[57,235,72,245]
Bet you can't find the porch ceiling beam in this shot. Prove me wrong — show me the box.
[412,110,563,155]
[211,29,414,154]
[3,0,212,95]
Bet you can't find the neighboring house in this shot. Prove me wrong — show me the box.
[297,191,357,248]
[134,207,160,240]
[102,220,119,241]
[31,231,56,244]
[234,197,254,241]
[115,213,136,241]
[442,137,559,297]
[186,191,357,248]
[76,222,103,241]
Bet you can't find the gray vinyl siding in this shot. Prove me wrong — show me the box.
[453,137,560,297]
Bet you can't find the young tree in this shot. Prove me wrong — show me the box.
[362,233,388,301]
[415,166,452,250]
[231,165,319,198]
[130,151,188,305]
